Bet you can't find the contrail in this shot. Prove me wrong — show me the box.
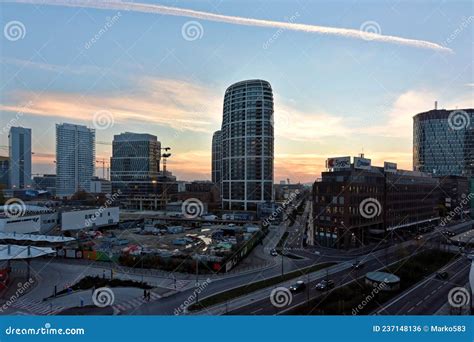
[7,0,452,53]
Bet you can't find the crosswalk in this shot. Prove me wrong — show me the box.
[11,298,64,315]
[113,292,161,313]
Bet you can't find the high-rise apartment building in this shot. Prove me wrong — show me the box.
[220,79,274,211]
[8,126,32,188]
[56,123,95,198]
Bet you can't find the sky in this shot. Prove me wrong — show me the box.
[0,0,472,183]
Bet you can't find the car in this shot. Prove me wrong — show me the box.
[270,249,278,257]
[415,235,423,240]
[289,280,306,293]
[352,261,365,269]
[315,280,334,291]
[436,271,449,280]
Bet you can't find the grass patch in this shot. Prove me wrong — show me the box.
[189,262,336,311]
[49,276,152,298]
[289,249,457,315]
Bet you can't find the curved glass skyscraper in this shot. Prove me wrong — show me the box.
[413,109,473,177]
[221,79,274,211]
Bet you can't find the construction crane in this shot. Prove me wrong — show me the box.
[95,159,110,180]
[160,147,172,209]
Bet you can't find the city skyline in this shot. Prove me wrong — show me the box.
[1,0,473,183]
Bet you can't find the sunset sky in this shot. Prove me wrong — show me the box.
[1,0,472,183]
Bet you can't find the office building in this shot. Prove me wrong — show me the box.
[313,156,440,249]
[110,132,179,210]
[90,176,112,195]
[221,79,274,211]
[413,108,473,177]
[0,157,9,188]
[211,130,222,184]
[56,123,95,198]
[8,127,32,188]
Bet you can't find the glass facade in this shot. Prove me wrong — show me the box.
[211,130,222,184]
[221,80,274,211]
[56,123,95,197]
[413,109,474,177]
[110,132,161,196]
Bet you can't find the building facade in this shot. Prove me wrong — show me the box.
[211,130,222,184]
[221,79,274,211]
[0,156,9,188]
[9,127,32,189]
[56,123,95,198]
[313,157,440,249]
[90,177,112,195]
[413,108,474,177]
[110,132,161,197]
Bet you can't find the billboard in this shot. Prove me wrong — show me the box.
[354,157,371,170]
[326,156,351,170]
[384,162,397,173]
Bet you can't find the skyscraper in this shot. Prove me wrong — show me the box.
[211,130,222,184]
[413,108,473,177]
[110,132,161,197]
[8,126,32,188]
[56,123,95,198]
[221,79,274,211]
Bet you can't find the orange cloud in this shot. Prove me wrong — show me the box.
[0,77,222,133]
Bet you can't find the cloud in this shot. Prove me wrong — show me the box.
[362,89,474,138]
[9,0,452,52]
[1,57,101,75]
[273,100,352,142]
[0,77,222,133]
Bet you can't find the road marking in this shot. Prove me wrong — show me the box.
[407,307,414,313]
[251,308,263,314]
[416,300,423,306]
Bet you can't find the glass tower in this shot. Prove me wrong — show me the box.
[221,79,274,211]
[413,109,473,177]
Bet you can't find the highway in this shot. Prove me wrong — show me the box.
[375,256,470,315]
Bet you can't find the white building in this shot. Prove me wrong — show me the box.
[56,123,95,198]
[0,205,58,234]
[90,177,112,195]
[9,127,32,189]
[61,207,119,231]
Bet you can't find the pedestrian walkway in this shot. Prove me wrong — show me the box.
[113,291,161,314]
[11,297,64,315]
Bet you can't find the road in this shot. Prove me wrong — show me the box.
[224,245,421,315]
[375,257,470,315]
